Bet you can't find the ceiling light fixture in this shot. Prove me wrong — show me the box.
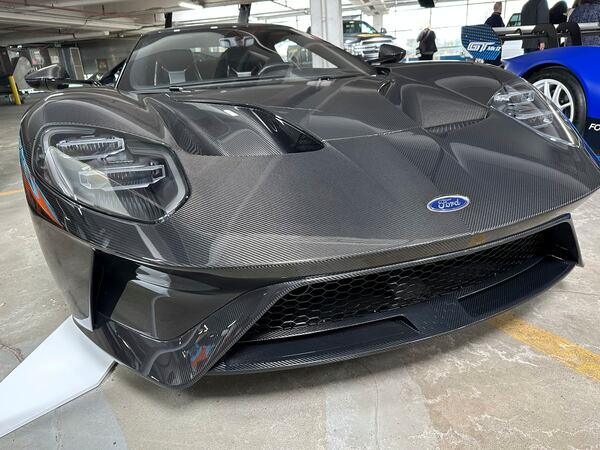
[179,1,204,9]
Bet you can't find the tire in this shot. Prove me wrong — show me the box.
[527,67,587,131]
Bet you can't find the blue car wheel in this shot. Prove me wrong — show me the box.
[527,67,587,131]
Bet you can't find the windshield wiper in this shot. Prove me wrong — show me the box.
[168,76,273,90]
[166,72,364,92]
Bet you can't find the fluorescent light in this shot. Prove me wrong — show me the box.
[179,1,204,9]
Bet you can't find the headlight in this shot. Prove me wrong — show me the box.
[489,79,579,147]
[34,127,187,222]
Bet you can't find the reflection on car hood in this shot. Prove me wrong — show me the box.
[163,66,497,140]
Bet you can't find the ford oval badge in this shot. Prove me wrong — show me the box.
[427,195,470,213]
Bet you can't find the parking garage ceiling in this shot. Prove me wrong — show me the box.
[0,0,422,46]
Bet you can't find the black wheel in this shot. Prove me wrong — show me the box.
[527,67,587,131]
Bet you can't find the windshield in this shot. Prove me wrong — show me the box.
[343,21,378,35]
[118,26,376,91]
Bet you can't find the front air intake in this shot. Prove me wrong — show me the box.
[242,223,577,342]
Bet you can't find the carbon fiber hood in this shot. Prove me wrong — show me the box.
[20,63,600,276]
[161,63,502,141]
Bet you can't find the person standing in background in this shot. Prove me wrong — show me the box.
[485,2,506,27]
[521,0,550,52]
[417,27,437,60]
[485,2,505,65]
[549,1,568,23]
[569,0,600,45]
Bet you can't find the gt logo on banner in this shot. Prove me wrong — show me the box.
[466,42,502,53]
[461,25,503,60]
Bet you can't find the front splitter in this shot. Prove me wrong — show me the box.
[0,317,115,438]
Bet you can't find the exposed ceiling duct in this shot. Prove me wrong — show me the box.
[0,0,437,46]
[0,11,140,31]
[0,30,109,46]
[0,0,157,45]
[348,0,388,15]
[41,0,130,6]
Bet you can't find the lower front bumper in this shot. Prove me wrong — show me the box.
[73,216,579,388]
[212,256,573,374]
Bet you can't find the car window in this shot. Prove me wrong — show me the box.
[274,38,336,69]
[119,27,375,91]
[507,13,521,27]
[343,21,377,34]
[360,22,378,33]
[344,21,359,34]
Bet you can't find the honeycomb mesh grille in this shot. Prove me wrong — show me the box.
[246,232,547,340]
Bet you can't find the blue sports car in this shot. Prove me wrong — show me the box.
[462,24,600,158]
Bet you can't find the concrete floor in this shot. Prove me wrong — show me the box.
[1,104,600,450]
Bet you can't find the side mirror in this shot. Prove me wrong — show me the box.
[370,44,406,64]
[380,28,387,34]
[25,64,70,90]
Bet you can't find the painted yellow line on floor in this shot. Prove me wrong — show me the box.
[491,312,600,383]
[0,189,23,197]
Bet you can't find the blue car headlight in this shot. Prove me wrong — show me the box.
[34,126,188,222]
[489,79,580,147]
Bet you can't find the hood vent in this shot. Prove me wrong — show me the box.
[391,83,488,129]
[152,100,324,156]
[425,118,486,136]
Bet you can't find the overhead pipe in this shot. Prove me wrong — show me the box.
[0,0,126,18]
[0,30,110,46]
[172,3,361,27]
[43,0,127,6]
[0,10,140,30]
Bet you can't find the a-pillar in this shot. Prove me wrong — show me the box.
[309,0,343,48]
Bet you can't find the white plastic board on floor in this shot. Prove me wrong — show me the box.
[0,316,115,438]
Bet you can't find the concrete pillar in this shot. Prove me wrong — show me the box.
[310,0,343,48]
[372,13,384,33]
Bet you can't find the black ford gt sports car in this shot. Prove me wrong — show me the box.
[20,24,600,388]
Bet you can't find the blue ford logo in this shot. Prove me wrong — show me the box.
[427,195,470,212]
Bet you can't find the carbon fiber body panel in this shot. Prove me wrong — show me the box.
[20,88,600,275]
[213,258,574,374]
[76,217,577,387]
[18,24,600,388]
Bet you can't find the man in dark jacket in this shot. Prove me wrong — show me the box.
[485,2,506,27]
[417,27,437,60]
[521,0,550,52]
[485,2,505,64]
[549,1,568,23]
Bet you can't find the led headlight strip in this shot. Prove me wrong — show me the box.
[35,127,187,222]
[489,80,579,147]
